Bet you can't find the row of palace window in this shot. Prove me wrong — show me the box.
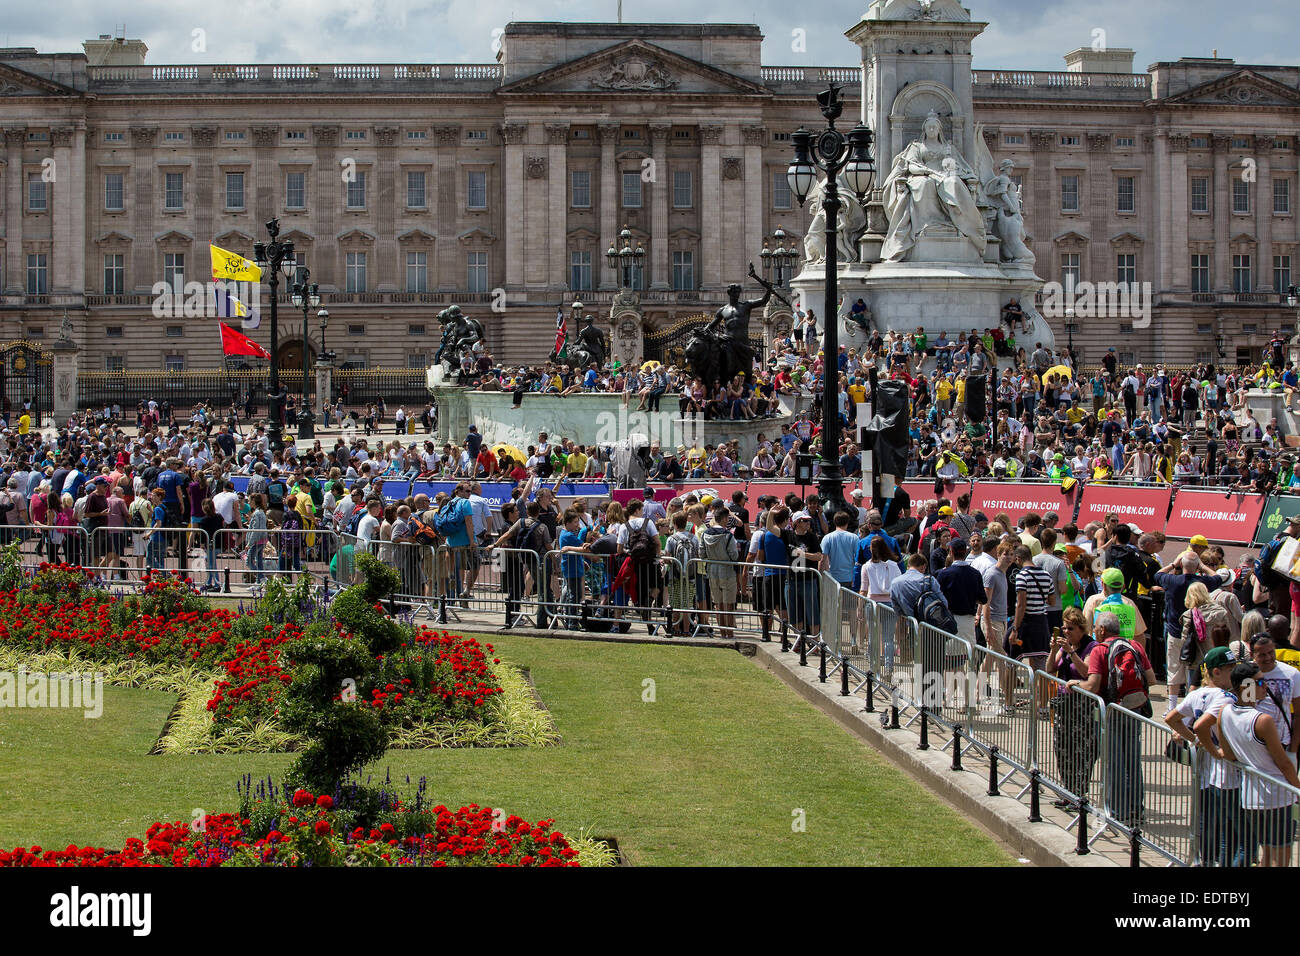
[25,166,797,215]
[1056,174,1292,214]
[1057,252,1294,294]
[79,248,698,296]
[98,350,425,373]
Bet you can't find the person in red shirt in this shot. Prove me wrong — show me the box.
[476,447,498,478]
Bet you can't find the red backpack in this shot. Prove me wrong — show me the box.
[1103,638,1150,714]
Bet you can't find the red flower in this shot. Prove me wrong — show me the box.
[314,820,331,836]
[316,795,334,810]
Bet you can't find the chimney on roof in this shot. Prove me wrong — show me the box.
[82,35,148,66]
[1063,46,1136,74]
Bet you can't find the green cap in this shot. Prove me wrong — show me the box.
[1203,646,1235,670]
[1101,567,1125,589]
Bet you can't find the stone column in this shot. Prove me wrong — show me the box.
[311,125,339,288]
[374,126,400,289]
[1255,135,1273,292]
[1212,133,1231,291]
[648,123,671,290]
[1168,134,1190,290]
[129,126,157,293]
[51,126,82,294]
[546,124,569,292]
[1086,133,1111,284]
[3,128,23,293]
[1028,130,1055,279]
[51,337,79,421]
[597,123,619,290]
[314,360,332,420]
[502,122,527,290]
[433,125,460,292]
[191,126,218,272]
[742,124,766,289]
[699,124,723,292]
[251,125,279,228]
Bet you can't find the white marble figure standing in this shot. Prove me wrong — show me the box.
[984,158,1035,266]
[880,110,987,262]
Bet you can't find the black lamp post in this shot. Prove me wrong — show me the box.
[760,225,800,290]
[786,84,875,521]
[606,225,645,290]
[252,219,296,452]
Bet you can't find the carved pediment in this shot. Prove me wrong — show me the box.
[669,228,701,242]
[498,38,768,97]
[457,227,497,245]
[1109,231,1144,246]
[567,228,599,243]
[1230,232,1257,245]
[1162,69,1300,108]
[397,228,437,243]
[0,63,80,97]
[866,0,972,22]
[280,229,315,244]
[95,231,133,245]
[213,229,255,247]
[337,228,376,243]
[155,229,194,244]
[1053,231,1089,247]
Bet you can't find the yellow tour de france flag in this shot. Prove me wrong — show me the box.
[210,244,262,283]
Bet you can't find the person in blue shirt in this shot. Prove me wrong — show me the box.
[555,508,587,625]
[439,483,476,600]
[146,488,168,569]
[753,505,792,643]
[821,511,859,587]
[853,510,900,590]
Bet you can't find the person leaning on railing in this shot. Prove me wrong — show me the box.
[1046,606,1100,809]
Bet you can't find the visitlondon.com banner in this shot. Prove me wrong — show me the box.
[1164,488,1269,545]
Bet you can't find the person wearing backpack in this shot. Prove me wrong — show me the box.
[700,502,740,640]
[1071,609,1156,829]
[664,512,701,636]
[436,482,476,604]
[618,499,660,633]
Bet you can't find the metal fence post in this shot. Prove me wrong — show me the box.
[988,746,1000,796]
[1028,769,1042,823]
[1129,828,1141,867]
[951,725,964,771]
[819,642,827,682]
[1076,800,1090,855]
[865,672,875,712]
[918,706,929,750]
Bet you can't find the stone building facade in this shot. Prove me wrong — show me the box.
[1,18,1299,372]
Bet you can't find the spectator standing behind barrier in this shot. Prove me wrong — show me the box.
[821,511,858,589]
[1071,610,1156,829]
[1046,606,1100,809]
[935,538,985,646]
[1171,646,1244,867]
[1213,661,1300,868]
[1155,554,1224,715]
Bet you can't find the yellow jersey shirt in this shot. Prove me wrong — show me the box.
[17,414,29,435]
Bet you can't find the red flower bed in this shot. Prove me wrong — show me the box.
[0,795,581,868]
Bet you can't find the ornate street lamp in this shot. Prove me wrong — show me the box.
[786,84,874,522]
[606,225,645,291]
[252,219,296,452]
[291,269,321,437]
[760,226,800,289]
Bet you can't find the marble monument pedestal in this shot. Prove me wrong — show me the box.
[792,255,1052,351]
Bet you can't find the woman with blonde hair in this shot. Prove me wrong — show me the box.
[1178,581,1230,696]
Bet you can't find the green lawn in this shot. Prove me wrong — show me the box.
[0,635,1012,866]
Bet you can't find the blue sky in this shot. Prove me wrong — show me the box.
[6,0,1298,72]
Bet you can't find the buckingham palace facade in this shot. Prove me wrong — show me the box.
[2,20,1300,372]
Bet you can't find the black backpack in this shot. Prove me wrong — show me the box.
[627,519,658,563]
[1257,535,1289,590]
[914,585,959,634]
[518,519,547,557]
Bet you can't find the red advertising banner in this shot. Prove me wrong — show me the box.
[1076,484,1174,533]
[898,480,973,505]
[1164,489,1268,544]
[969,482,1075,526]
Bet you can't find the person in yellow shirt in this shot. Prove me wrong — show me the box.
[1065,402,1087,426]
[955,374,967,408]
[686,443,706,475]
[294,484,317,549]
[17,412,30,435]
[565,447,588,478]
[935,376,953,413]
[847,379,866,406]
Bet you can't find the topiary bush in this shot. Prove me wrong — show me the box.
[280,552,407,795]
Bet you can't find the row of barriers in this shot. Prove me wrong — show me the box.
[12,525,1300,867]
[357,541,1300,868]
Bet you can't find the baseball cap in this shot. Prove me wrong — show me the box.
[1203,646,1235,670]
[792,511,811,522]
[938,505,953,516]
[850,489,865,499]
[1190,534,1210,547]
[1101,567,1125,589]
[1287,515,1300,528]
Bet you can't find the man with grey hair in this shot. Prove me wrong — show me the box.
[1070,608,1155,827]
[1155,553,1223,712]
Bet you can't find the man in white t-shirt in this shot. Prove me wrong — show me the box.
[212,482,241,527]
[1251,633,1300,756]
[356,499,383,554]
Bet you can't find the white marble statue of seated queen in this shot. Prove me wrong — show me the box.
[881,110,987,262]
